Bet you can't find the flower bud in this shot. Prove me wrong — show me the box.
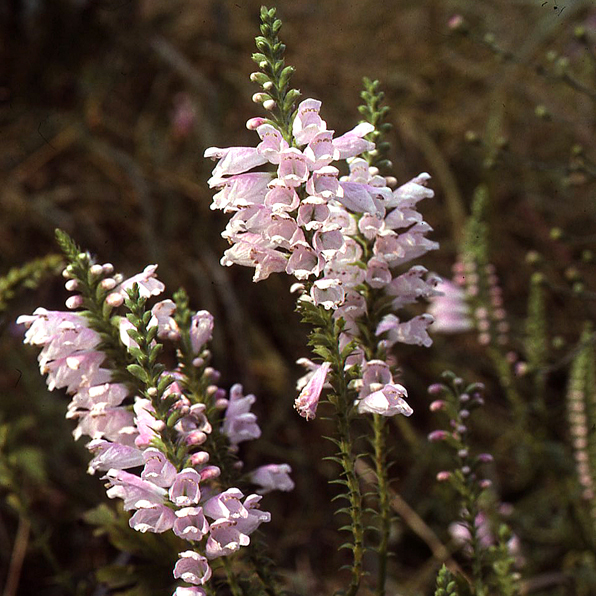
[102,263,114,274]
[458,449,469,458]
[461,465,471,475]
[428,430,448,442]
[476,453,493,463]
[460,409,470,419]
[263,99,276,110]
[428,383,445,395]
[65,279,79,291]
[246,117,266,130]
[100,277,117,290]
[192,357,204,368]
[189,451,210,466]
[479,479,492,489]
[199,465,221,481]
[89,264,103,276]
[436,471,451,482]
[106,292,124,307]
[66,295,83,310]
[215,398,229,410]
[147,387,158,398]
[429,400,446,412]
[186,431,207,446]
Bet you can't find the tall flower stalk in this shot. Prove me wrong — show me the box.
[18,231,293,596]
[204,7,439,593]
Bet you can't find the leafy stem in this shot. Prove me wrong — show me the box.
[252,6,300,143]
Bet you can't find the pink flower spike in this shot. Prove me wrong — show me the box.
[294,361,331,420]
[173,551,212,585]
[357,383,413,417]
[169,469,202,506]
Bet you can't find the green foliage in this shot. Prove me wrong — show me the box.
[297,298,364,596]
[358,78,392,172]
[434,565,459,596]
[524,272,548,410]
[0,254,63,314]
[84,504,182,596]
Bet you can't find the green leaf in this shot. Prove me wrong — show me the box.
[127,364,148,383]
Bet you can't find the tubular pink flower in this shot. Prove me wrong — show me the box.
[190,311,214,353]
[210,173,272,212]
[173,507,210,541]
[264,182,300,212]
[304,130,338,170]
[292,98,326,145]
[87,440,144,474]
[357,383,412,417]
[222,385,261,445]
[104,469,168,510]
[169,469,202,507]
[129,503,176,533]
[333,122,375,159]
[249,464,295,494]
[113,264,165,299]
[205,519,250,559]
[277,148,309,187]
[311,278,345,310]
[376,313,434,348]
[294,361,331,420]
[141,447,178,488]
[204,146,268,183]
[204,488,248,520]
[173,551,212,585]
[256,123,289,163]
[286,244,322,280]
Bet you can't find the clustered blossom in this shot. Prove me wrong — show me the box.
[205,98,440,419]
[18,261,292,594]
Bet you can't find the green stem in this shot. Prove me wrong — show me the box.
[222,557,244,596]
[373,414,390,596]
[336,403,364,596]
[329,321,364,596]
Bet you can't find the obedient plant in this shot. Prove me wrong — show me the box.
[428,373,520,596]
[17,231,292,595]
[204,7,439,595]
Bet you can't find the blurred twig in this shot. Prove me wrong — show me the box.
[354,459,466,579]
[2,514,30,596]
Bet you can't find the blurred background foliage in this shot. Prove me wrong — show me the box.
[1,0,595,594]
